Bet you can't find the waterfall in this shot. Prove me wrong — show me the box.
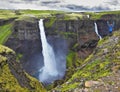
[38,19,58,83]
[94,22,102,40]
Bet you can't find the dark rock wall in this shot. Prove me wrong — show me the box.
[5,19,42,75]
[44,19,99,48]
[0,18,16,26]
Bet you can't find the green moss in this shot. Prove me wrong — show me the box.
[57,58,111,91]
[0,64,29,92]
[59,31,77,39]
[16,53,23,61]
[0,55,7,63]
[97,37,109,46]
[0,45,14,65]
[64,13,82,20]
[25,73,46,92]
[0,23,13,44]
[60,82,79,92]
[18,10,64,19]
[0,9,17,19]
[45,17,56,28]
[66,51,76,68]
[55,30,120,91]
[85,10,120,19]
[0,45,46,92]
[66,50,83,68]
[0,44,15,54]
[72,59,110,80]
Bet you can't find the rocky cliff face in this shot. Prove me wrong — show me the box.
[5,18,99,75]
[44,19,100,59]
[45,19,98,46]
[5,18,42,75]
[5,14,120,87]
[0,18,16,26]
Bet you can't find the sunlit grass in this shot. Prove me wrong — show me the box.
[0,23,13,44]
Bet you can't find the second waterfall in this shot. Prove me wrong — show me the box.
[39,19,58,83]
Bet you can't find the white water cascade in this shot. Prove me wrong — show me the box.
[94,22,102,40]
[39,19,58,83]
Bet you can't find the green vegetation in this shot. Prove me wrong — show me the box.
[20,10,64,15]
[0,45,46,92]
[16,53,23,62]
[0,64,28,92]
[25,73,46,92]
[0,44,15,54]
[60,82,79,92]
[0,9,120,21]
[66,51,76,68]
[66,50,83,68]
[85,10,120,19]
[0,9,120,91]
[0,9,17,19]
[64,13,82,20]
[54,30,120,91]
[45,17,56,28]
[59,31,77,38]
[0,45,27,91]
[17,10,65,20]
[0,23,13,44]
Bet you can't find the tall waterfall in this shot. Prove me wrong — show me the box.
[39,19,58,83]
[94,22,102,40]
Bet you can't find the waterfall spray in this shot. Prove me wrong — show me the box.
[39,19,58,83]
[94,22,102,40]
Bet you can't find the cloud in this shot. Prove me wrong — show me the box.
[41,1,60,4]
[0,0,119,11]
[106,0,119,5]
[60,4,110,11]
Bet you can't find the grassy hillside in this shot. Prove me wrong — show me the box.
[0,10,17,19]
[0,23,13,44]
[85,10,120,19]
[0,9,120,21]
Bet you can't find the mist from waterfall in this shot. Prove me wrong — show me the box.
[94,22,102,40]
[38,19,58,83]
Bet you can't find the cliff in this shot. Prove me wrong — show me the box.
[5,18,99,77]
[0,44,46,92]
[5,18,42,75]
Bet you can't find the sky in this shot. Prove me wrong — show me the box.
[0,0,120,11]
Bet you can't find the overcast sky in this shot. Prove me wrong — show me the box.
[0,0,120,11]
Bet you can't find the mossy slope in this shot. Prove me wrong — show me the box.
[0,45,46,92]
[53,30,120,92]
